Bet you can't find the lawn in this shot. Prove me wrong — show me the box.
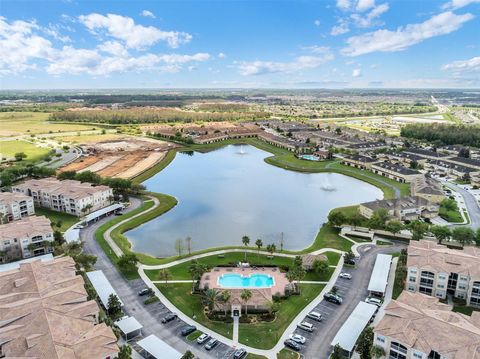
[0,139,51,163]
[452,305,480,316]
[302,224,354,253]
[277,349,300,359]
[0,112,91,136]
[35,207,78,232]
[60,132,123,144]
[439,200,463,223]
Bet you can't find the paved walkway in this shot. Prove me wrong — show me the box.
[232,316,239,345]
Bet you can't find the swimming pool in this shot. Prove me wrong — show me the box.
[218,273,274,288]
[299,154,320,161]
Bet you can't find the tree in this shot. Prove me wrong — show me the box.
[174,238,184,257]
[73,253,97,271]
[242,235,250,261]
[57,170,76,180]
[292,266,306,293]
[344,250,355,262]
[14,152,27,161]
[221,290,231,316]
[452,226,475,247]
[431,225,451,244]
[328,211,347,227]
[181,350,195,359]
[371,345,386,359]
[266,243,276,257]
[357,326,374,359]
[459,147,470,158]
[158,268,172,285]
[312,259,329,276]
[116,344,132,359]
[387,220,403,236]
[331,286,338,295]
[368,208,390,229]
[255,239,263,257]
[186,236,192,255]
[53,230,65,245]
[203,288,220,311]
[107,294,122,319]
[117,253,138,273]
[241,289,252,315]
[331,344,343,359]
[81,203,93,215]
[188,260,208,291]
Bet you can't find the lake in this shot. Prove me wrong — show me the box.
[126,145,383,257]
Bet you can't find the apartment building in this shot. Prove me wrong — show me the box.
[342,154,378,170]
[410,177,445,204]
[403,148,451,161]
[0,215,54,262]
[0,256,118,358]
[371,162,423,183]
[374,291,480,359]
[382,152,427,166]
[12,178,113,216]
[0,192,35,223]
[359,196,439,221]
[406,240,480,307]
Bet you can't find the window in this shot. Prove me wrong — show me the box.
[460,276,468,282]
[437,284,444,289]
[390,341,407,359]
[413,352,423,359]
[377,335,385,343]
[438,274,446,280]
[409,277,416,282]
[458,285,467,290]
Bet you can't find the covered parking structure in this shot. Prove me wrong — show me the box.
[86,270,124,309]
[367,253,392,298]
[83,203,125,224]
[136,334,182,359]
[114,316,143,341]
[331,301,378,358]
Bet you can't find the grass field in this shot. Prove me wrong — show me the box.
[0,112,92,136]
[0,139,51,163]
[61,132,123,144]
[35,207,78,232]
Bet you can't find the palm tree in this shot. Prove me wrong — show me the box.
[371,345,386,359]
[241,289,252,315]
[221,290,231,316]
[188,260,207,292]
[266,243,276,257]
[158,269,172,285]
[242,235,250,261]
[255,239,263,258]
[203,289,220,311]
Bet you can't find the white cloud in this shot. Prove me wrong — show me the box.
[237,53,334,76]
[336,0,352,10]
[351,3,389,27]
[330,19,350,35]
[442,0,480,10]
[342,11,474,56]
[97,41,128,57]
[352,68,362,77]
[140,10,156,18]
[442,56,480,72]
[314,19,321,26]
[356,0,376,11]
[301,45,331,54]
[218,52,226,59]
[78,13,192,49]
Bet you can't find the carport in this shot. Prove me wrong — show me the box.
[86,270,124,309]
[367,253,392,297]
[114,316,143,341]
[137,334,182,359]
[83,203,125,224]
[330,301,378,358]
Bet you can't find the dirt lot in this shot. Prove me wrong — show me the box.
[60,136,175,179]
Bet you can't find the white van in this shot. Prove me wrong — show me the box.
[307,311,323,321]
[365,297,382,306]
[297,321,314,332]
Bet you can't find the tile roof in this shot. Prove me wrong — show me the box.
[0,215,52,241]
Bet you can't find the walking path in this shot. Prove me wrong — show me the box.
[232,317,239,345]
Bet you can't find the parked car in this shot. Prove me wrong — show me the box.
[181,325,197,336]
[197,333,210,344]
[339,272,352,279]
[307,311,323,321]
[365,297,382,306]
[284,339,301,351]
[324,292,343,305]
[161,313,178,323]
[205,338,218,350]
[289,333,306,344]
[297,322,314,332]
[344,258,356,265]
[138,288,153,296]
[233,348,247,358]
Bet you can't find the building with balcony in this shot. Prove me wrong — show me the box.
[0,192,35,223]
[359,196,439,221]
[12,178,113,216]
[371,162,423,183]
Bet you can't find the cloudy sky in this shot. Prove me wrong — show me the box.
[1,0,479,89]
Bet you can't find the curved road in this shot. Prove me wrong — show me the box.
[442,181,480,229]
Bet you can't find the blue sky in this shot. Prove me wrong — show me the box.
[1,0,479,89]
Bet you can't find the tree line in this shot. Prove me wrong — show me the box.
[401,123,480,147]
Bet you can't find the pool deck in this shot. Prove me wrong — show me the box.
[200,266,289,295]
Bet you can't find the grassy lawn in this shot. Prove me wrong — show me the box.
[452,305,480,316]
[61,132,123,144]
[247,354,268,359]
[302,224,354,253]
[277,349,300,359]
[156,283,233,339]
[238,284,325,349]
[186,330,203,341]
[35,207,78,232]
[0,139,51,163]
[439,202,463,223]
[392,251,407,300]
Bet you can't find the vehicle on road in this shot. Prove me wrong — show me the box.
[297,322,314,332]
[205,338,218,350]
[161,313,178,323]
[197,333,210,344]
[339,272,352,279]
[365,297,382,306]
[289,333,306,344]
[284,339,301,351]
[233,348,247,358]
[324,292,343,304]
[138,288,153,296]
[181,325,197,336]
[306,311,323,321]
[344,258,356,265]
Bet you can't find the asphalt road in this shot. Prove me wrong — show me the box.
[300,243,405,359]
[443,181,480,229]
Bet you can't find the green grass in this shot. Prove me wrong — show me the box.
[439,203,464,223]
[452,305,480,316]
[144,295,160,305]
[35,207,78,232]
[303,224,354,253]
[238,284,325,349]
[277,349,300,359]
[156,283,233,339]
[186,330,203,341]
[247,354,268,359]
[0,139,51,163]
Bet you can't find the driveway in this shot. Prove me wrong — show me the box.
[299,243,405,359]
[442,181,480,229]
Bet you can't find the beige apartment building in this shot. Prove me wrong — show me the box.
[0,191,35,223]
[0,256,119,358]
[359,196,439,221]
[406,240,480,307]
[374,291,480,359]
[0,215,54,262]
[371,162,423,183]
[12,178,113,216]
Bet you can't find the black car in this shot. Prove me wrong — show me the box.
[324,292,343,305]
[138,288,153,296]
[284,339,301,351]
[233,348,247,358]
[181,325,197,336]
[161,313,178,323]
[344,258,356,265]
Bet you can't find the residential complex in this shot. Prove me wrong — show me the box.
[0,191,35,222]
[406,240,480,307]
[359,196,439,221]
[0,256,118,358]
[0,215,54,262]
[12,178,113,216]
[374,291,480,359]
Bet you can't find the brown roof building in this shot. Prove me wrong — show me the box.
[0,256,118,359]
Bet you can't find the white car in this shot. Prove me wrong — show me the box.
[339,272,352,279]
[289,333,306,344]
[365,297,382,306]
[197,333,210,344]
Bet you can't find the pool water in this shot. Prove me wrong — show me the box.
[218,273,274,288]
[299,154,320,161]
